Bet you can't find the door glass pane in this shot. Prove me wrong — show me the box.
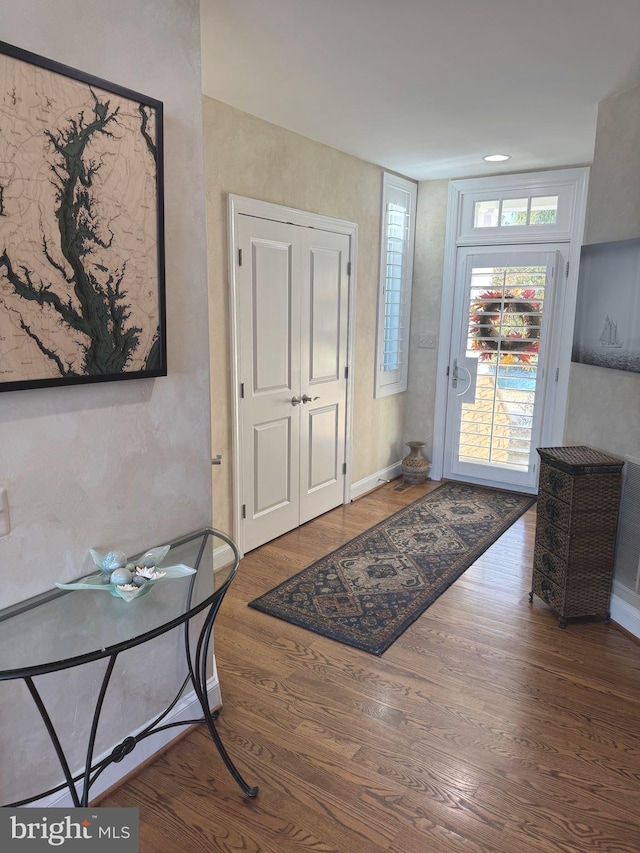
[530,195,558,224]
[500,198,528,226]
[461,264,546,471]
[474,199,499,227]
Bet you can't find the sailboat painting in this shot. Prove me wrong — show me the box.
[599,316,623,348]
[572,238,640,374]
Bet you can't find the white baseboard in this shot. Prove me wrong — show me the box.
[610,592,640,640]
[30,671,221,808]
[350,461,403,500]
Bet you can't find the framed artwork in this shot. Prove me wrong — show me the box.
[0,40,166,392]
[572,238,640,375]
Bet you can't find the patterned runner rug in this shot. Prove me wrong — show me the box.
[248,481,535,655]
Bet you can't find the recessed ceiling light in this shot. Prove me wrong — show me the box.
[483,154,511,162]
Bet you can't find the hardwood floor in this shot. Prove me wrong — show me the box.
[100,480,640,852]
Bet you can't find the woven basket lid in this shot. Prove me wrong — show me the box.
[537,445,625,473]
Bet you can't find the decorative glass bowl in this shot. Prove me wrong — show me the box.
[56,544,196,602]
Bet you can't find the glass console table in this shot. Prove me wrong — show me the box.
[0,527,258,807]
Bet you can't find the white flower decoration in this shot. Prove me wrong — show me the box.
[135,567,166,581]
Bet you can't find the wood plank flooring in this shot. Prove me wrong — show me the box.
[99,480,640,852]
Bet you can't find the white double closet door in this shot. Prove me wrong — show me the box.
[236,214,351,552]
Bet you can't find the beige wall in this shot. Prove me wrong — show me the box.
[564,82,640,616]
[404,180,449,463]
[0,0,211,804]
[203,97,406,535]
[584,84,640,246]
[565,82,640,462]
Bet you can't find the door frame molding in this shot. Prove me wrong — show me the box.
[431,167,589,483]
[227,194,358,553]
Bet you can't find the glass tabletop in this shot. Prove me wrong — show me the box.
[0,528,238,679]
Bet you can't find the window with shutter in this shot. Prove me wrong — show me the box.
[375,173,417,398]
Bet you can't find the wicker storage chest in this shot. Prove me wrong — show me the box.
[530,446,624,627]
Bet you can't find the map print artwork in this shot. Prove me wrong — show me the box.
[0,44,165,390]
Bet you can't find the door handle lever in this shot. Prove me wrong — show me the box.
[451,359,472,396]
[301,394,320,403]
[291,395,302,406]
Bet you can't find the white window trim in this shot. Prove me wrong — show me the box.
[374,172,417,398]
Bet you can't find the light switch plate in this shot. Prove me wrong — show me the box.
[418,334,437,349]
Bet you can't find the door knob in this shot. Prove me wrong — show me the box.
[291,395,302,406]
[301,394,320,403]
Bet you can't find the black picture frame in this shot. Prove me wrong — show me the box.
[0,40,166,392]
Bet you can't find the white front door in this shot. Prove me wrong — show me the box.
[237,214,350,551]
[443,245,563,492]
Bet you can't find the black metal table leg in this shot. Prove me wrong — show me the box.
[191,603,258,798]
[82,654,119,806]
[24,676,82,807]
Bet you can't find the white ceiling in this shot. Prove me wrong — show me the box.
[200,0,640,181]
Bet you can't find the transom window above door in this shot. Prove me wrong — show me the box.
[474,195,559,228]
[457,175,580,246]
